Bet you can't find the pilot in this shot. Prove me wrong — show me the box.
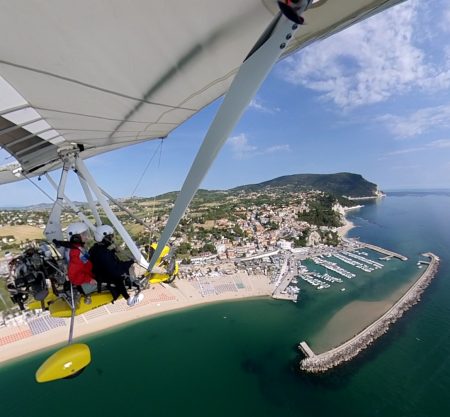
[89,225,143,307]
[66,222,96,303]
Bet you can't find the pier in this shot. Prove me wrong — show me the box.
[298,341,315,358]
[299,252,439,373]
[272,258,299,302]
[361,243,408,261]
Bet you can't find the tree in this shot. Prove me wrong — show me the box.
[267,221,279,230]
[297,194,342,227]
[178,242,192,254]
[292,230,308,247]
[201,243,217,254]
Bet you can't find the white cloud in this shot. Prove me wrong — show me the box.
[386,147,426,156]
[383,138,450,157]
[379,105,450,138]
[227,134,257,159]
[389,164,421,171]
[280,0,450,108]
[440,4,450,33]
[429,139,450,148]
[248,98,280,113]
[266,144,291,153]
[227,133,290,159]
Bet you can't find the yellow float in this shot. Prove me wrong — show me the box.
[36,343,91,383]
[49,292,114,318]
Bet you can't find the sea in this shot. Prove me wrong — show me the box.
[1,191,450,417]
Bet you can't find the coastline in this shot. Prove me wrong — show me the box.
[337,216,355,238]
[0,217,357,366]
[0,212,423,370]
[0,275,272,365]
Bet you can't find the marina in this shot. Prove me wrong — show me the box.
[271,239,403,300]
[298,252,439,373]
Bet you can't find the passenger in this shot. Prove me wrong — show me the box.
[66,222,96,304]
[89,225,143,307]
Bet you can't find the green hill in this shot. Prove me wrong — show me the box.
[231,173,378,198]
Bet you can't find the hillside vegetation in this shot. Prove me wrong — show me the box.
[232,173,378,198]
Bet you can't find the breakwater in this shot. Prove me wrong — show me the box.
[362,243,408,261]
[299,252,439,373]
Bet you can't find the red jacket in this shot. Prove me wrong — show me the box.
[68,244,94,285]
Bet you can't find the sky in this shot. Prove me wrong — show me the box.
[1,0,450,207]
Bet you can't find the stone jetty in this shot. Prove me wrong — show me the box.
[362,243,408,261]
[299,252,439,373]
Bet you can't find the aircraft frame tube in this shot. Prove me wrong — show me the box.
[44,160,70,242]
[74,157,149,268]
[45,172,96,232]
[78,176,102,227]
[98,186,151,232]
[148,13,299,271]
[68,284,76,344]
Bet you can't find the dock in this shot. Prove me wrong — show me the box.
[361,243,408,261]
[272,273,296,297]
[298,341,315,358]
[271,257,299,302]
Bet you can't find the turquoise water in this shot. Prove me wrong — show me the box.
[1,192,450,417]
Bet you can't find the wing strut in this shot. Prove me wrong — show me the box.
[97,185,153,232]
[45,172,96,232]
[74,156,149,268]
[147,7,306,272]
[78,175,102,227]
[44,160,70,243]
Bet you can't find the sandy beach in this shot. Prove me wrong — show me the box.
[0,272,273,365]
[0,215,356,366]
[311,274,417,353]
[337,216,355,238]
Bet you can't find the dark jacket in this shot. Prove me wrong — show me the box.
[89,242,133,283]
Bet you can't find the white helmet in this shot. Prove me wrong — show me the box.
[94,225,114,242]
[66,222,89,238]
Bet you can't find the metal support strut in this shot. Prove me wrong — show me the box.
[68,284,76,344]
[74,157,149,268]
[45,172,96,232]
[78,176,102,227]
[44,160,70,243]
[148,7,306,272]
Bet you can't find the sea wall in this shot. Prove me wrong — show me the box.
[299,252,440,373]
